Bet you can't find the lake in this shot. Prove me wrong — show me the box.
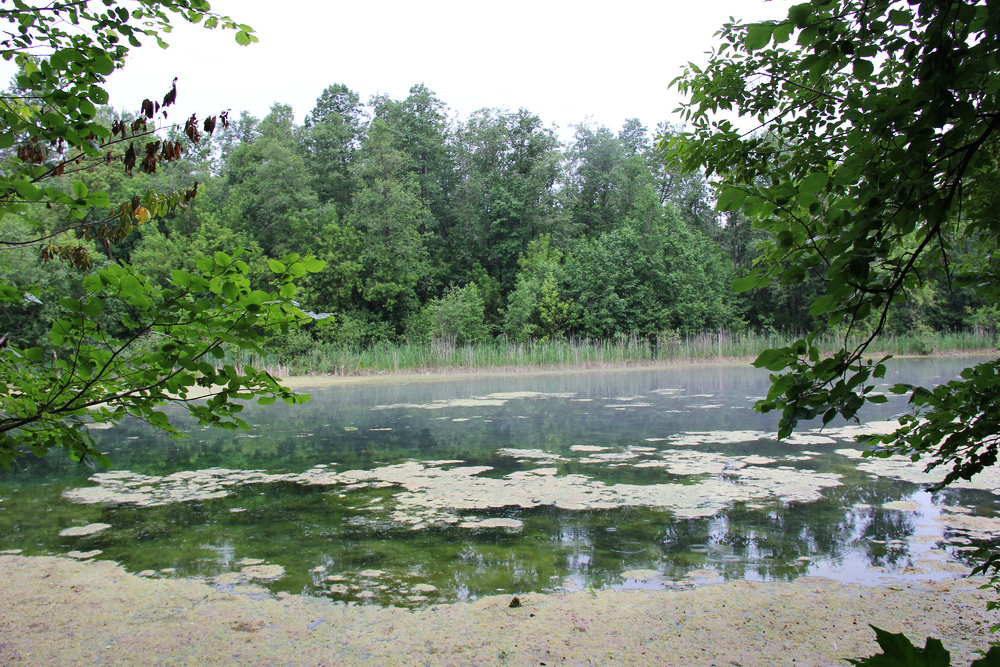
[1,356,996,607]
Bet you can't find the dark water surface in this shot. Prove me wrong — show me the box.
[1,357,996,606]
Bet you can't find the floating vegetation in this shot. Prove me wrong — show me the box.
[819,421,901,439]
[372,398,505,410]
[835,448,1000,494]
[64,469,293,507]
[64,448,845,527]
[606,402,655,409]
[58,523,111,537]
[578,452,641,462]
[372,391,576,411]
[457,518,524,531]
[240,564,285,581]
[657,430,770,446]
[495,448,567,462]
[882,501,920,512]
[481,391,576,400]
[935,512,1000,539]
[782,433,838,446]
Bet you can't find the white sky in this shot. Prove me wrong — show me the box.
[28,0,794,138]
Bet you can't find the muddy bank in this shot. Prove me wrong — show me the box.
[0,555,994,665]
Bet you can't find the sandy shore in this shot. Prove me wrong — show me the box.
[274,351,999,391]
[0,555,995,666]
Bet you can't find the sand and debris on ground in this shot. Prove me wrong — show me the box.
[0,555,995,666]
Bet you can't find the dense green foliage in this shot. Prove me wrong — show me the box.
[672,0,1000,464]
[7,73,986,360]
[668,0,1000,656]
[0,1,323,467]
[668,0,999,471]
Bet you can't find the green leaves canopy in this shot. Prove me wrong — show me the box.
[666,0,1000,484]
[0,1,333,469]
[0,251,325,469]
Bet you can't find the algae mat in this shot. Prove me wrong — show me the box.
[0,555,995,666]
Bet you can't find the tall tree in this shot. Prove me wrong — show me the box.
[563,120,657,237]
[345,119,432,330]
[371,84,455,278]
[221,104,321,257]
[653,122,716,234]
[451,108,560,289]
[303,83,364,212]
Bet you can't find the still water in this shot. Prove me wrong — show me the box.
[1,357,996,606]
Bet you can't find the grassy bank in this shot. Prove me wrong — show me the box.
[224,330,997,377]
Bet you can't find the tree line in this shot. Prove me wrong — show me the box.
[2,82,993,358]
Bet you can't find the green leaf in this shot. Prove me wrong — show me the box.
[754,348,792,371]
[853,59,875,79]
[11,180,42,201]
[716,186,748,211]
[846,626,951,666]
[799,172,829,193]
[91,53,114,75]
[732,275,760,293]
[171,270,192,287]
[788,3,812,27]
[58,297,82,312]
[970,646,1000,667]
[809,294,840,317]
[299,256,326,272]
[268,259,286,274]
[745,24,774,51]
[235,30,256,46]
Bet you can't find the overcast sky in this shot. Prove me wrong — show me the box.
[62,1,792,137]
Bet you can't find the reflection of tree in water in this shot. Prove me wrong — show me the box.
[1,360,989,603]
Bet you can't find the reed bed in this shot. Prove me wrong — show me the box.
[218,330,997,377]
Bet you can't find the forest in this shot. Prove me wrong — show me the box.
[3,81,993,371]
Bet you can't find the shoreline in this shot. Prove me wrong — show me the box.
[0,554,995,665]
[275,350,999,390]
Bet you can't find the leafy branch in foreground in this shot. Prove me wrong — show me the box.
[0,0,252,270]
[666,0,1000,657]
[847,625,1000,666]
[0,250,327,469]
[666,0,999,482]
[0,0,326,471]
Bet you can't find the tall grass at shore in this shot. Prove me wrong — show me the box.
[220,329,997,377]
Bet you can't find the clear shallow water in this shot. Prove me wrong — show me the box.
[1,357,996,606]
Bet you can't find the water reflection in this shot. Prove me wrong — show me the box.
[0,356,996,606]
